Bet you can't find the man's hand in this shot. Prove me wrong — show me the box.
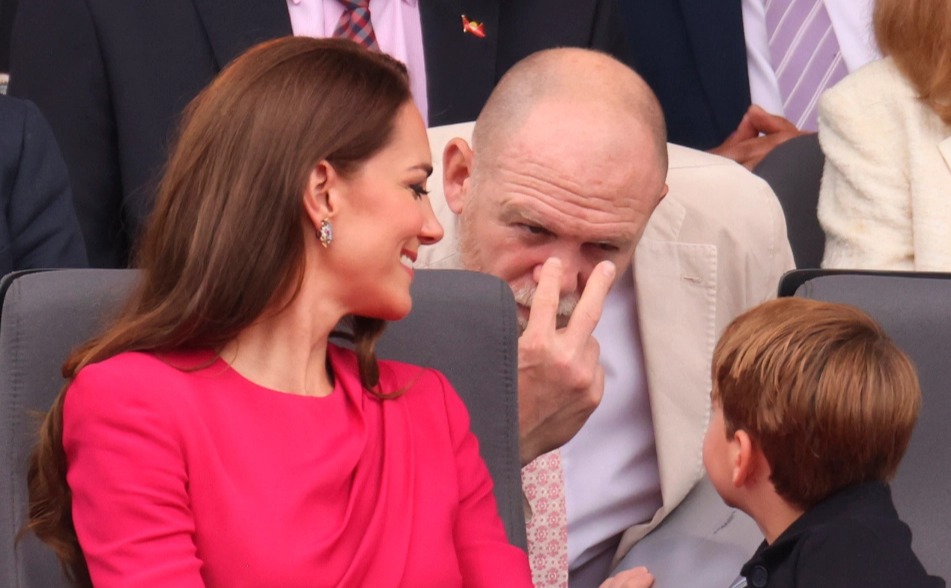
[710,104,807,170]
[518,257,616,465]
[599,566,655,588]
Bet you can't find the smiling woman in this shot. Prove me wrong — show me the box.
[24,37,529,588]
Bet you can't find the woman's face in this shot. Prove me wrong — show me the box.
[328,102,444,320]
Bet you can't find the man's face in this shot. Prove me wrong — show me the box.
[455,103,667,329]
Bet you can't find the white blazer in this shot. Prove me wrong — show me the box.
[819,58,951,270]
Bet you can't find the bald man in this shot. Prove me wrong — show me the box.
[417,48,794,587]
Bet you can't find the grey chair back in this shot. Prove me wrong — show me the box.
[754,133,825,269]
[780,269,951,581]
[0,268,525,587]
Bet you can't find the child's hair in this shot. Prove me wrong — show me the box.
[711,298,920,509]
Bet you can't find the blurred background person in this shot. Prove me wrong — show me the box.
[8,0,626,268]
[24,37,535,587]
[0,0,12,92]
[619,0,879,168]
[818,0,951,270]
[1,94,86,275]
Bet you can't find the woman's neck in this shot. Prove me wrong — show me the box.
[222,286,345,397]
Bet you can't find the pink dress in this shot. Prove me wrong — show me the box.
[63,344,532,587]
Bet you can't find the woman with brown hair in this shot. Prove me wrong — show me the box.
[24,37,534,587]
[817,0,951,270]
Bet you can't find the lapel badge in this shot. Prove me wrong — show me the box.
[461,15,486,38]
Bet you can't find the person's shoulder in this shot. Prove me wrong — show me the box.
[659,143,785,238]
[0,94,56,135]
[794,505,938,587]
[822,58,914,115]
[668,143,779,209]
[377,356,447,394]
[0,93,31,119]
[836,58,910,94]
[75,350,169,380]
[0,94,62,174]
[668,143,742,171]
[69,350,208,408]
[373,353,460,413]
[329,344,446,395]
[0,95,31,146]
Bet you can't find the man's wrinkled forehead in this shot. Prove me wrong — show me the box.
[482,103,663,181]
[478,111,661,211]
[495,187,641,248]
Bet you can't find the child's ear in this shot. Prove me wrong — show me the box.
[730,429,759,488]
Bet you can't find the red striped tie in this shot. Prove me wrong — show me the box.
[333,0,380,51]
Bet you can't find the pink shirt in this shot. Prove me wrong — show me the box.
[64,345,531,587]
[286,0,429,124]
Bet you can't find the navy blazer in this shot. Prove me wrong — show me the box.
[618,0,750,150]
[0,0,14,72]
[10,0,625,268]
[0,95,87,276]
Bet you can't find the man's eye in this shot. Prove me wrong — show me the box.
[596,243,620,253]
[519,224,548,236]
[410,184,430,199]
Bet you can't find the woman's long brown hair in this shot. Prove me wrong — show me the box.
[25,37,411,586]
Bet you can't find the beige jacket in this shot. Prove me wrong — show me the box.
[418,122,794,565]
[819,57,951,270]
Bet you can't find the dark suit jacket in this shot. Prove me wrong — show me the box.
[618,0,750,151]
[0,0,15,72]
[10,0,625,268]
[0,95,87,276]
[740,483,945,588]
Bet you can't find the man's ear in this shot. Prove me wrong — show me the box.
[443,138,474,215]
[303,161,339,229]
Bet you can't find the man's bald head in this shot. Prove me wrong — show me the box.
[472,48,667,173]
[441,47,669,332]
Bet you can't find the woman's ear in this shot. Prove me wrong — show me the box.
[443,138,474,215]
[303,161,339,229]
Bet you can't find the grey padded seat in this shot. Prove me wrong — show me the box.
[754,133,826,269]
[0,268,525,587]
[781,269,951,582]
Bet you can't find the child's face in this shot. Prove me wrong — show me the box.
[703,402,737,506]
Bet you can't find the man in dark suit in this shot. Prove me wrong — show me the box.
[620,0,750,152]
[619,0,877,170]
[0,94,87,275]
[9,0,625,268]
[619,0,802,169]
[618,1,802,170]
[0,0,14,75]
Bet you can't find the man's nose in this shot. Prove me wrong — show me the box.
[533,253,586,297]
[558,255,583,297]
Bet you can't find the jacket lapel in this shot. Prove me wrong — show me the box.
[420,0,499,125]
[939,136,951,174]
[191,0,293,70]
[616,194,717,554]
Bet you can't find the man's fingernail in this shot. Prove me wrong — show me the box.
[602,261,616,277]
